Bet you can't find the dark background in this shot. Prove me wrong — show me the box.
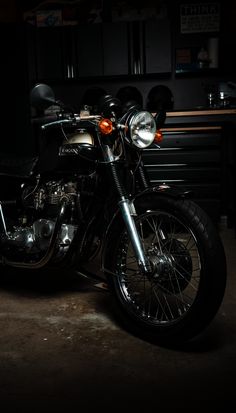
[1,0,236,154]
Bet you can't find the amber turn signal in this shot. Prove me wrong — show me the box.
[154,130,163,143]
[99,118,113,135]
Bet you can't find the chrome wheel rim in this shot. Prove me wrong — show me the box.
[116,210,201,325]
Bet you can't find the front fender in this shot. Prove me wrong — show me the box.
[101,183,190,275]
[135,183,191,201]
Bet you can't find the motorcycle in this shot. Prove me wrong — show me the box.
[0,83,227,346]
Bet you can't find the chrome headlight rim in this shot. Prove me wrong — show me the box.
[125,110,156,149]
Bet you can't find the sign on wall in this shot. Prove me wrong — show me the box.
[180,3,220,33]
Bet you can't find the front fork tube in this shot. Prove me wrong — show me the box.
[102,144,151,274]
[119,197,151,274]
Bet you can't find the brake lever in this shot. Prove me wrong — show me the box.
[41,117,79,130]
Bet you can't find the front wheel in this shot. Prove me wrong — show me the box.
[106,195,227,346]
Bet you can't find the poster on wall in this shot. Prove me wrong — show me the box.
[180,3,220,33]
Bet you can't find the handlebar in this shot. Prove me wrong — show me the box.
[41,114,101,130]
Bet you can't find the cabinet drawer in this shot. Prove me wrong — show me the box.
[143,148,221,165]
[159,133,221,148]
[147,166,221,182]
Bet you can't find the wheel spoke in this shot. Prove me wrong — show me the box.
[116,209,201,325]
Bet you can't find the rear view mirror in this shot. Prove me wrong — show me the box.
[30,83,56,111]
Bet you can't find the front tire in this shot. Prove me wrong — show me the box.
[106,195,227,346]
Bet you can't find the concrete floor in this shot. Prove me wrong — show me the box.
[0,226,236,412]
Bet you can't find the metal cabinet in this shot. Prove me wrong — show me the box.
[75,22,129,77]
[35,27,65,81]
[144,19,172,74]
[26,18,172,82]
[102,22,129,76]
[143,124,223,222]
[74,24,103,78]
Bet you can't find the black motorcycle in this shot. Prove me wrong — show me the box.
[0,83,227,346]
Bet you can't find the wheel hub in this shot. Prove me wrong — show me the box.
[148,239,193,293]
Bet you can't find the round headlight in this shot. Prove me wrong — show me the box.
[128,111,156,149]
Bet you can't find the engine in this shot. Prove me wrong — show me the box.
[0,179,80,261]
[1,219,76,253]
[27,180,78,213]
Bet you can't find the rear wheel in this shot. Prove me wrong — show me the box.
[106,196,227,345]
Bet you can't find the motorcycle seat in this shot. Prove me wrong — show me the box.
[0,155,38,178]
